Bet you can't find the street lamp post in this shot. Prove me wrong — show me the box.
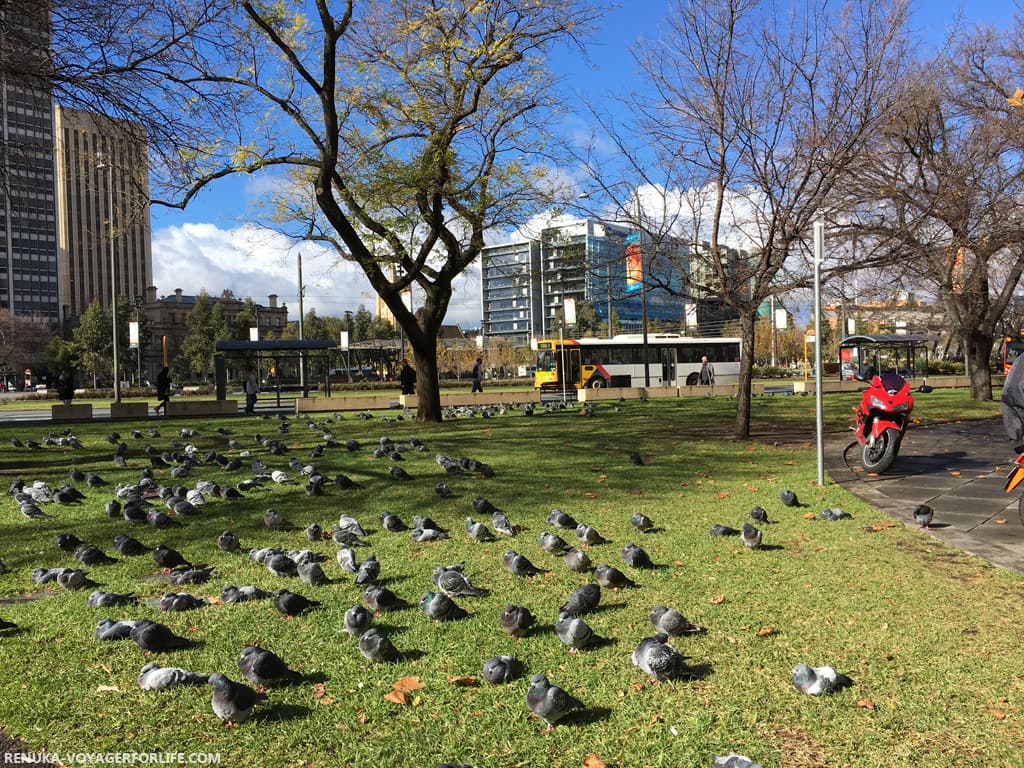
[98,160,120,403]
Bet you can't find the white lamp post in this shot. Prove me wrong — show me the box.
[97,159,120,404]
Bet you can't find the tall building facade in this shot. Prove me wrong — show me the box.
[54,107,152,320]
[0,4,61,322]
[481,218,688,343]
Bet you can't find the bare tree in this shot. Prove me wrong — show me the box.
[601,0,911,438]
[0,309,53,384]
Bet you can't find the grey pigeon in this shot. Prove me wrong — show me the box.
[265,553,299,578]
[630,512,654,532]
[389,465,412,481]
[152,544,190,571]
[343,604,372,637]
[411,527,448,542]
[622,542,654,569]
[238,644,300,686]
[217,530,241,552]
[130,619,193,652]
[741,523,762,549]
[297,560,328,586]
[711,754,764,768]
[502,550,542,577]
[337,515,368,536]
[750,506,768,523]
[526,673,584,732]
[434,482,453,498]
[472,495,497,515]
[157,592,207,612]
[482,655,523,684]
[594,563,637,589]
[263,508,293,530]
[56,568,87,590]
[709,524,740,537]
[560,583,600,616]
[432,565,488,598]
[336,547,358,573]
[209,672,265,725]
[273,589,320,617]
[631,633,692,680]
[491,510,515,536]
[539,531,571,554]
[75,545,117,566]
[575,524,606,545]
[412,515,441,530]
[780,489,799,507]
[465,517,495,542]
[112,534,150,556]
[332,528,371,547]
[419,591,469,621]
[912,504,933,527]
[546,509,577,530]
[564,548,591,573]
[379,512,407,532]
[555,610,601,650]
[650,605,707,636]
[305,523,323,541]
[821,507,853,521]
[358,627,399,663]
[363,585,408,612]
[354,554,380,586]
[791,663,848,695]
[138,662,208,690]
[56,533,83,552]
[95,618,142,640]
[500,604,535,637]
[629,451,643,466]
[87,590,137,609]
[169,566,215,586]
[221,585,272,604]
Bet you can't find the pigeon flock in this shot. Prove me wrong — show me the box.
[0,413,875,764]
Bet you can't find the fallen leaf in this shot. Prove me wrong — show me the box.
[318,696,335,706]
[631,682,644,691]
[583,492,598,499]
[988,709,1007,720]
[715,491,730,499]
[996,519,1008,525]
[96,685,120,693]
[392,676,424,693]
[949,470,961,477]
[857,698,876,710]
[207,596,224,605]
[412,695,422,707]
[709,595,726,605]
[673,560,685,567]
[383,690,408,705]
[804,512,816,520]
[446,676,478,687]
[583,754,607,768]
[756,626,776,637]
[313,683,329,699]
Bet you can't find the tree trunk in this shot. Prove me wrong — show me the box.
[734,309,755,440]
[963,329,994,401]
[410,340,442,422]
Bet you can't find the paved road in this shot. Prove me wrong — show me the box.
[826,417,1024,575]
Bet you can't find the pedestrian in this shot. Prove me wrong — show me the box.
[244,367,259,415]
[1002,355,1024,454]
[698,355,715,386]
[154,366,171,415]
[57,370,75,406]
[471,357,484,393]
[399,360,417,395]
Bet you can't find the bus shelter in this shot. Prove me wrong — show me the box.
[214,339,338,406]
[837,334,937,381]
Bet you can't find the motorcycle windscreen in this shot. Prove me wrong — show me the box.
[1004,464,1024,493]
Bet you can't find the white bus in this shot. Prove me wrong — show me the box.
[533,334,741,389]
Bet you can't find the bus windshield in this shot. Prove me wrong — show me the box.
[536,351,558,372]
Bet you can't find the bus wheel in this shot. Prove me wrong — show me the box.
[589,377,605,389]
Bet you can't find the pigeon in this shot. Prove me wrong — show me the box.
[625,511,655,537]
[546,509,577,530]
[594,563,637,589]
[138,662,208,690]
[389,465,412,481]
[364,585,408,612]
[434,482,453,498]
[305,523,323,541]
[169,566,215,586]
[332,527,371,547]
[270,470,290,484]
[820,507,853,521]
[0,617,15,631]
[358,628,399,663]
[750,506,769,523]
[411,526,448,542]
[238,645,301,686]
[343,604,372,637]
[337,515,368,536]
[419,591,469,621]
[273,589,320,617]
[130,619,193,652]
[152,544,191,571]
[87,590,138,609]
[465,517,495,542]
[709,524,740,537]
[217,531,241,552]
[780,489,799,507]
[912,504,933,528]
[526,673,584,732]
[491,510,515,536]
[650,605,707,636]
[265,553,299,578]
[334,473,358,489]
[209,672,265,725]
[55,533,84,552]
[564,548,591,573]
[741,523,762,549]
[472,495,497,515]
[74,545,117,566]
[95,618,143,641]
[112,534,150,556]
[631,633,692,680]
[157,592,207,612]
[354,555,380,586]
[336,547,358,573]
[539,531,571,554]
[560,583,601,616]
[412,515,441,531]
[575,524,606,545]
[791,663,848,695]
[482,655,523,684]
[432,565,488,597]
[263,508,293,530]
[629,451,643,466]
[56,568,87,590]
[555,611,601,650]
[146,510,178,529]
[500,604,535,638]
[711,754,763,768]
[622,542,654,569]
[379,512,407,532]
[297,561,328,586]
[221,585,273,603]
[502,550,542,577]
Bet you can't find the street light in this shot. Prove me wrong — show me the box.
[97,159,120,404]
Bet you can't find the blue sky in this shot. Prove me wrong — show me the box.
[150,0,1013,328]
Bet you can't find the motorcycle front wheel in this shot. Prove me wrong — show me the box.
[861,427,901,473]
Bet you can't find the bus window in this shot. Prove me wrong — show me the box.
[536,351,557,372]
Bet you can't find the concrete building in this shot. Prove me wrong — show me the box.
[54,107,152,320]
[0,4,61,322]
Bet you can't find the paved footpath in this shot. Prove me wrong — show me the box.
[826,417,1024,575]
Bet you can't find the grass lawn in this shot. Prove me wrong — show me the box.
[0,392,1018,767]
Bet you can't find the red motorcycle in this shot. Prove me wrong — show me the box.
[853,368,914,473]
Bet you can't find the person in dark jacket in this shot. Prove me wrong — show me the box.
[471,358,484,393]
[399,361,416,395]
[1002,355,1024,453]
[154,366,171,415]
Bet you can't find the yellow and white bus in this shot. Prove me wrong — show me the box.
[533,334,741,390]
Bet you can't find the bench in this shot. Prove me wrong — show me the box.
[762,383,795,396]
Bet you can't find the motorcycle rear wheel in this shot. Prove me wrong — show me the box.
[861,427,901,473]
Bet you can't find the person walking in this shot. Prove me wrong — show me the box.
[698,356,715,386]
[154,366,171,414]
[399,361,417,395]
[244,367,259,415]
[471,357,484,393]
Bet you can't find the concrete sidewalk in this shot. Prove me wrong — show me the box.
[826,417,1024,575]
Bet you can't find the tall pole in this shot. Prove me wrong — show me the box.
[813,221,825,486]
[100,161,121,404]
[297,251,306,395]
[770,295,777,367]
[640,254,650,387]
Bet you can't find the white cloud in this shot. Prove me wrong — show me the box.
[151,222,482,328]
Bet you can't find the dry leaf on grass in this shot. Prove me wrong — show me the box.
[446,676,478,686]
[392,676,424,692]
[383,690,409,705]
[709,595,726,605]
[857,698,876,710]
[756,626,776,637]
[988,709,1007,720]
[583,754,607,768]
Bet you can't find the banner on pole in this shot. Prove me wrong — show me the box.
[129,321,139,350]
[625,232,642,294]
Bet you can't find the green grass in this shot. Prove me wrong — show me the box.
[0,394,1018,768]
